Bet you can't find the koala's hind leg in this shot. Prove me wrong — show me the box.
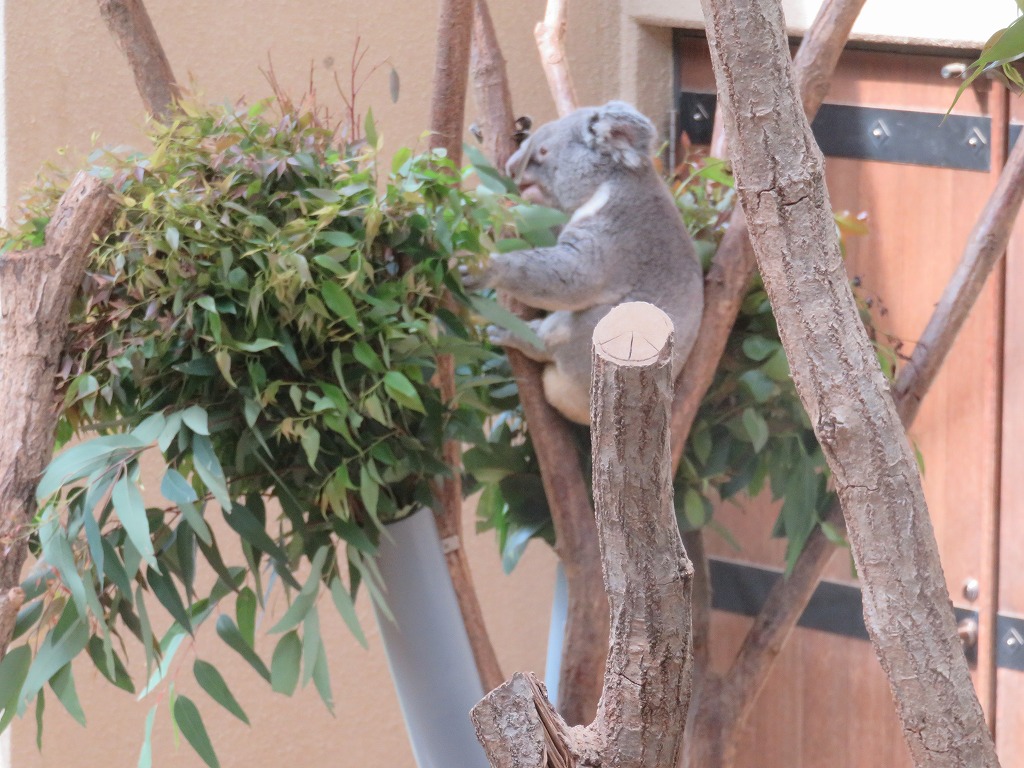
[542,365,591,424]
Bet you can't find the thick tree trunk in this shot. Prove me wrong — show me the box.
[470,0,518,172]
[97,0,178,120]
[0,173,117,660]
[699,0,999,765]
[472,302,693,768]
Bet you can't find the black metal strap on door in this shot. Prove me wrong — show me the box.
[678,91,1011,172]
[709,557,1024,670]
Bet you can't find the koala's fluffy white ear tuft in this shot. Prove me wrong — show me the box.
[586,101,655,170]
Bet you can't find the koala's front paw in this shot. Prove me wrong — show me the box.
[458,261,491,292]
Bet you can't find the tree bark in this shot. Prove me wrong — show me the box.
[535,0,578,117]
[470,0,519,172]
[699,0,999,764]
[0,173,117,660]
[687,124,1024,764]
[472,302,693,768]
[467,0,607,724]
[427,0,506,692]
[97,0,178,121]
[670,0,867,469]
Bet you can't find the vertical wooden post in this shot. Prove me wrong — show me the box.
[472,302,693,768]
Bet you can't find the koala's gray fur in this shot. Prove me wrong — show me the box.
[469,101,704,424]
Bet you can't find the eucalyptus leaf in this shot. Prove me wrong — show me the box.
[173,695,221,768]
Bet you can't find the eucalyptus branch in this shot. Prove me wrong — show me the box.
[96,0,179,120]
[535,0,578,117]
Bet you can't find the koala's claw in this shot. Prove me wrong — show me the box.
[486,324,511,346]
[459,262,482,292]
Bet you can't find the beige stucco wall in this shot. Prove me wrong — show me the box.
[3,2,628,767]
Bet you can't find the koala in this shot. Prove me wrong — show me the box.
[467,101,704,424]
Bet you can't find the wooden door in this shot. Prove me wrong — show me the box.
[677,37,1007,766]
[998,94,1024,764]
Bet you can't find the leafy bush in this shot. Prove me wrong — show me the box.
[1,97,512,764]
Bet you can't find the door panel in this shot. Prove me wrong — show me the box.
[678,37,1005,766]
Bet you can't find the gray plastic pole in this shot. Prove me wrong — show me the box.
[373,508,490,768]
[543,562,569,708]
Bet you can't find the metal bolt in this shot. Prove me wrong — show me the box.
[963,578,980,602]
[872,127,884,138]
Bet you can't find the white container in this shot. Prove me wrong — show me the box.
[373,507,490,768]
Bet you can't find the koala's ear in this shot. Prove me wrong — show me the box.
[586,101,655,170]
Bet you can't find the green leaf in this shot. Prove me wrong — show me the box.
[112,475,158,570]
[236,587,257,647]
[161,468,198,505]
[20,608,89,708]
[271,631,302,695]
[138,631,185,699]
[0,645,32,733]
[469,295,543,351]
[364,107,378,147]
[302,607,322,687]
[148,566,193,634]
[181,405,211,435]
[48,663,86,726]
[216,615,271,682]
[301,426,321,468]
[330,577,368,649]
[359,464,380,522]
[37,435,142,501]
[138,705,157,768]
[194,660,249,724]
[383,371,425,413]
[86,637,134,693]
[321,282,360,328]
[683,488,708,528]
[742,335,779,361]
[742,408,770,453]
[173,695,221,768]
[318,230,357,248]
[224,502,288,564]
[311,645,335,713]
[269,547,328,634]
[192,435,231,510]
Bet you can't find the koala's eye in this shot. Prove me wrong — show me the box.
[537,146,549,158]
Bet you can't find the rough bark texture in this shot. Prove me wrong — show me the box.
[535,0,578,118]
[699,0,1000,765]
[472,302,693,768]
[688,124,1024,762]
[0,173,117,659]
[670,0,867,470]
[427,0,505,691]
[97,0,178,121]
[428,0,474,166]
[470,0,519,173]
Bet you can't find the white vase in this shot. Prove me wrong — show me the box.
[373,507,489,768]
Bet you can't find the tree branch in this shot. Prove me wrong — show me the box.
[0,173,117,659]
[468,0,607,723]
[470,0,519,172]
[535,0,578,117]
[427,0,506,692]
[670,0,867,470]
[700,0,998,763]
[97,0,178,121]
[473,302,693,768]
